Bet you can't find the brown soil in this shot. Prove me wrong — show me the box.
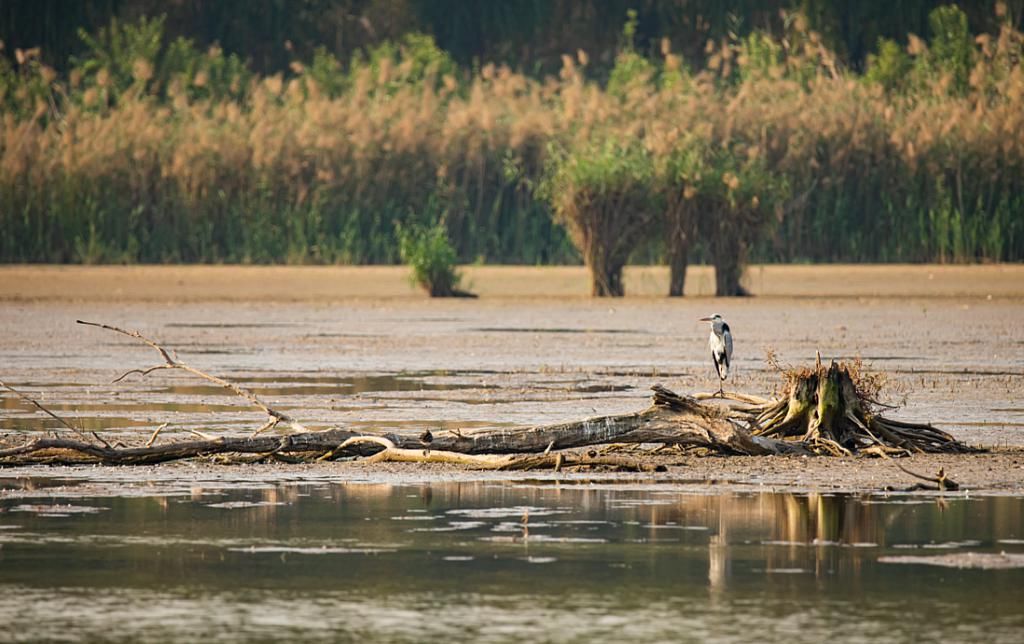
[1,264,1023,300]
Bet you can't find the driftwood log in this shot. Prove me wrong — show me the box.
[0,321,974,468]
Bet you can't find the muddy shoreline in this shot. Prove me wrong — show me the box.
[3,447,1024,499]
[2,265,1023,497]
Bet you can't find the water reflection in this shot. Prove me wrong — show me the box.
[0,481,1021,642]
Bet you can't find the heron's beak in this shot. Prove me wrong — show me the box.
[698,317,712,321]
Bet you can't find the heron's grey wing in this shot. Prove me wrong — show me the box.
[723,329,733,369]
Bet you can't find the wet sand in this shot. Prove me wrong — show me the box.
[1,264,1022,494]
[3,449,1024,499]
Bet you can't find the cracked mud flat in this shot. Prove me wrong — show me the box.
[1,264,1023,495]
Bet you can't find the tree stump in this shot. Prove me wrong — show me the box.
[746,360,968,456]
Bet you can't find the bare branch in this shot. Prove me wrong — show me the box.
[112,364,173,384]
[77,319,309,433]
[250,417,279,437]
[145,423,168,447]
[895,462,961,490]
[0,379,96,443]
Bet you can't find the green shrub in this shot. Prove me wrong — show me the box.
[865,37,913,92]
[398,222,474,297]
[666,138,789,295]
[542,137,660,296]
[926,4,974,95]
[349,32,459,96]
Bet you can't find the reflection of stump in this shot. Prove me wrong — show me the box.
[748,361,968,456]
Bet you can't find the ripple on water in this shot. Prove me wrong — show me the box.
[879,552,1024,569]
[228,546,395,555]
[445,506,567,519]
[480,535,608,544]
[410,521,487,532]
[10,504,108,515]
[921,540,983,549]
[205,501,286,509]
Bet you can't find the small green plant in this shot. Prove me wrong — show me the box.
[348,32,459,96]
[398,222,475,297]
[73,15,165,102]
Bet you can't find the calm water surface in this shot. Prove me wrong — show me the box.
[0,480,1022,642]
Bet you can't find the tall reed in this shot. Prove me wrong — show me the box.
[1,6,1022,272]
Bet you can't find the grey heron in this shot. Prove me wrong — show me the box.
[699,314,733,396]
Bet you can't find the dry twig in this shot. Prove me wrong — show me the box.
[77,319,309,433]
[0,379,96,443]
[896,462,961,491]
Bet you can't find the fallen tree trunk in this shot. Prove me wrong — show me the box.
[0,385,780,466]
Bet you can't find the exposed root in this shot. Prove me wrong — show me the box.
[740,359,973,456]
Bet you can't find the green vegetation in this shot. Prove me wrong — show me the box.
[398,221,472,298]
[543,137,659,297]
[1,4,1023,296]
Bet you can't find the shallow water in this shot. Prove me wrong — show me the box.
[2,296,1023,446]
[0,480,1021,642]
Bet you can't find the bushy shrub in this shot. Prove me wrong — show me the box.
[925,4,974,95]
[607,10,657,97]
[71,15,250,107]
[542,136,660,296]
[662,137,788,296]
[398,222,474,297]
